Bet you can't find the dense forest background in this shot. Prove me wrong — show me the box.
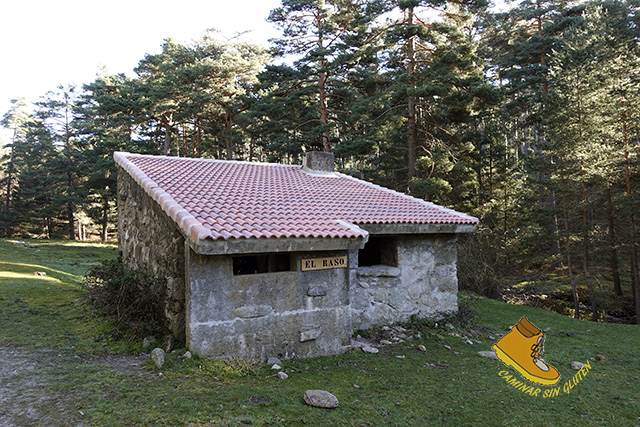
[1,0,639,323]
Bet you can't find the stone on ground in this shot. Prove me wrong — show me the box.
[362,345,379,354]
[151,348,165,368]
[571,361,584,370]
[303,390,339,408]
[478,351,498,359]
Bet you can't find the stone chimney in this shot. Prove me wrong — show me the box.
[303,151,334,173]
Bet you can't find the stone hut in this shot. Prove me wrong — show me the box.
[114,151,478,360]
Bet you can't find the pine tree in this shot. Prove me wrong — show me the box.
[133,35,269,159]
[385,1,498,209]
[36,85,82,240]
[268,0,369,153]
[1,98,32,225]
[583,0,640,321]
[75,73,142,241]
[10,118,63,238]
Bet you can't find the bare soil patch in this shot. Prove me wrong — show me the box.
[0,346,147,427]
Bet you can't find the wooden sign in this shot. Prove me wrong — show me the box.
[301,256,348,271]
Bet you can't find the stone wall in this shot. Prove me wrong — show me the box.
[185,249,352,360]
[350,234,458,329]
[117,166,186,339]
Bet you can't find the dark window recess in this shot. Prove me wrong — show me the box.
[233,254,291,275]
[358,237,398,267]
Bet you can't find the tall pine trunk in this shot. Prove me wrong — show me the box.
[581,162,598,321]
[626,151,640,323]
[101,195,109,243]
[46,217,51,240]
[573,70,597,320]
[162,113,173,156]
[67,169,74,241]
[64,99,75,241]
[561,171,580,318]
[316,1,331,153]
[619,76,640,323]
[225,111,233,160]
[3,135,14,217]
[406,6,418,180]
[536,2,549,94]
[607,187,623,296]
[249,134,256,162]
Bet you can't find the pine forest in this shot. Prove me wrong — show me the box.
[1,0,639,323]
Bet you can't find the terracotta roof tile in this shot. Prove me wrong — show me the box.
[114,152,478,242]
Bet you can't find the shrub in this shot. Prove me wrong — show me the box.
[457,228,504,298]
[82,256,168,338]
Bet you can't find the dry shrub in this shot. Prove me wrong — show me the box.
[457,228,504,298]
[82,257,168,338]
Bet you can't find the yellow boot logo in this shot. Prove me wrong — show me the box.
[492,317,560,386]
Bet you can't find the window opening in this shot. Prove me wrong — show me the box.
[358,237,398,267]
[233,253,291,275]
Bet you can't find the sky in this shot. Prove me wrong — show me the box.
[0,0,282,139]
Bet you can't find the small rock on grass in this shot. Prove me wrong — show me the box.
[595,354,606,362]
[271,364,282,370]
[304,390,339,409]
[478,351,498,360]
[151,348,165,368]
[362,345,379,354]
[278,371,289,380]
[571,361,584,370]
[417,344,427,352]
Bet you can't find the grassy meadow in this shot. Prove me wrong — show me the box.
[0,238,638,426]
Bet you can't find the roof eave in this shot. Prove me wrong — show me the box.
[190,235,368,256]
[357,222,478,235]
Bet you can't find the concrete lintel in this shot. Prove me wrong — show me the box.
[357,223,477,235]
[190,235,367,255]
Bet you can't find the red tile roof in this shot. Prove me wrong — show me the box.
[114,152,478,243]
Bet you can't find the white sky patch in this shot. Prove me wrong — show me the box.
[0,0,281,141]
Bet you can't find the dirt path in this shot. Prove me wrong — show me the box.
[0,348,52,426]
[0,346,147,427]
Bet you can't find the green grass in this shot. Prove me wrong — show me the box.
[0,238,639,426]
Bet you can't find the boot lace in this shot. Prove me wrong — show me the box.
[530,337,544,360]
